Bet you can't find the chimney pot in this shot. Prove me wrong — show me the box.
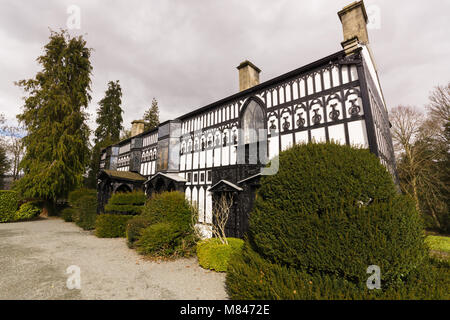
[237,60,261,92]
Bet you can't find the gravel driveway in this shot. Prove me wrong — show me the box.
[0,218,227,300]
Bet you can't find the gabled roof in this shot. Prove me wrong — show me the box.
[208,180,243,192]
[100,170,146,182]
[237,173,262,185]
[145,172,186,184]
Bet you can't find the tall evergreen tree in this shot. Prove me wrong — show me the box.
[86,80,124,188]
[15,30,92,210]
[94,80,123,144]
[143,98,160,131]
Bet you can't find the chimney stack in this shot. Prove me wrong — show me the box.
[338,1,369,54]
[237,60,261,92]
[131,120,145,137]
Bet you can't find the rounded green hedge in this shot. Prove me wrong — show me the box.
[0,190,20,223]
[95,214,133,238]
[197,238,244,272]
[61,208,75,222]
[226,142,430,299]
[141,191,192,232]
[135,222,180,256]
[14,202,42,221]
[104,191,146,215]
[226,244,450,300]
[126,216,153,248]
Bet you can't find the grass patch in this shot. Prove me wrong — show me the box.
[426,235,450,261]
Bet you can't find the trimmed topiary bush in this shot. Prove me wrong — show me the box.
[75,195,97,230]
[14,201,42,221]
[61,208,75,222]
[226,244,450,300]
[104,191,146,215]
[197,238,244,272]
[126,216,153,248]
[0,190,20,222]
[141,191,192,230]
[95,214,133,238]
[226,142,432,299]
[135,222,180,256]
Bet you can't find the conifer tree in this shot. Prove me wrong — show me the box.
[143,98,160,131]
[87,81,124,188]
[15,30,92,210]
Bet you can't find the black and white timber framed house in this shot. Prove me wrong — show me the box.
[98,1,397,238]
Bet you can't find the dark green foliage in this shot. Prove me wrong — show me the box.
[87,80,124,188]
[126,216,153,248]
[95,214,132,238]
[0,144,10,182]
[250,195,427,285]
[226,244,449,300]
[0,191,20,222]
[141,191,192,229]
[135,191,196,257]
[143,98,160,131]
[75,195,97,230]
[197,238,244,272]
[14,201,42,221]
[68,188,97,207]
[104,191,146,215]
[227,143,433,299]
[61,207,75,222]
[15,30,92,202]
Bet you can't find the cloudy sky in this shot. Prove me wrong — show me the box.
[0,0,449,133]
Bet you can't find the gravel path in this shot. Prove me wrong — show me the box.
[0,218,227,300]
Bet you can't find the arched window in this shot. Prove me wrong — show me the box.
[242,100,265,145]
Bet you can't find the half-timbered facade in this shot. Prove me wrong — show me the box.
[98,1,396,238]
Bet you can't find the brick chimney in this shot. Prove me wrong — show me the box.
[131,120,145,137]
[338,1,369,54]
[237,60,261,92]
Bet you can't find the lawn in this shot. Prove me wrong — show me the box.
[426,235,450,260]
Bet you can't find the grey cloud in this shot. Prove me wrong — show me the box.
[0,0,448,132]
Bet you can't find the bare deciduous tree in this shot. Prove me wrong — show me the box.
[212,193,234,245]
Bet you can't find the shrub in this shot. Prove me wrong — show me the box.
[0,190,20,223]
[197,238,244,272]
[61,208,75,222]
[226,244,450,300]
[104,191,146,215]
[95,214,133,238]
[248,143,426,284]
[141,191,192,231]
[14,201,42,221]
[126,216,153,248]
[68,188,97,208]
[227,142,431,299]
[135,221,196,258]
[133,191,196,257]
[75,195,97,230]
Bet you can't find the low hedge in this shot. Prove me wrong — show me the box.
[95,214,133,238]
[135,221,196,258]
[197,238,244,272]
[226,244,450,300]
[68,188,97,208]
[104,191,146,215]
[0,190,20,223]
[126,216,153,248]
[75,195,97,230]
[61,208,75,222]
[14,202,42,221]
